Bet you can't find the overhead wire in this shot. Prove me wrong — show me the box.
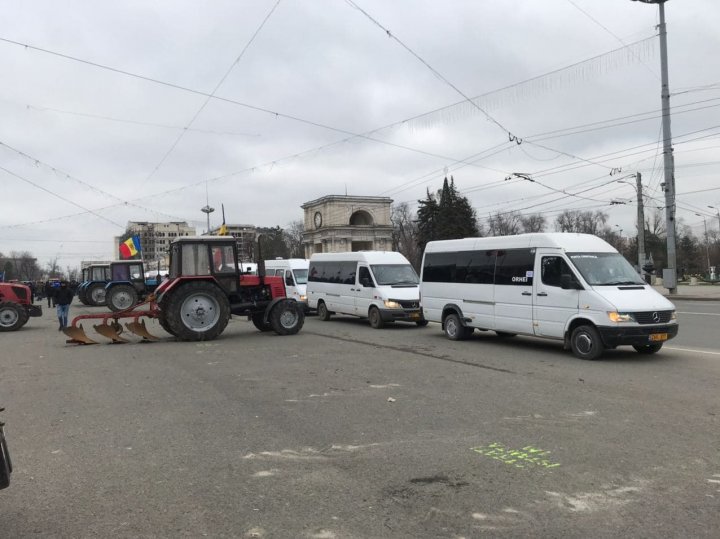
[142,0,283,184]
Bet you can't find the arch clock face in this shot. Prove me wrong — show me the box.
[314,211,322,228]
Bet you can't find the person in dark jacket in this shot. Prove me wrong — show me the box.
[54,281,74,331]
[44,281,53,307]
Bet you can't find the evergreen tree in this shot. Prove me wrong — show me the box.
[416,176,478,252]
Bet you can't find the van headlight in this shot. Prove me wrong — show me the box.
[608,311,635,323]
[670,311,677,321]
[299,295,307,302]
[384,300,401,309]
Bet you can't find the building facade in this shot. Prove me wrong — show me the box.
[301,195,393,257]
[118,221,196,265]
[208,224,258,262]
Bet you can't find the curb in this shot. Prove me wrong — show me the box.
[661,295,720,301]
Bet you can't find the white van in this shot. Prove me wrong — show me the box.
[420,233,678,359]
[264,258,309,311]
[307,251,425,328]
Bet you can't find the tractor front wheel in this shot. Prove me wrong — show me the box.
[107,285,138,312]
[164,281,230,341]
[87,283,107,306]
[0,302,24,332]
[251,312,272,332]
[269,300,305,336]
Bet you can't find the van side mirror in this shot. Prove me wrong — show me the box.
[561,273,581,290]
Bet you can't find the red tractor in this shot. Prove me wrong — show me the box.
[0,282,42,332]
[64,236,305,344]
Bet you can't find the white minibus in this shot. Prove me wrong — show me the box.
[307,251,425,328]
[264,258,309,311]
[420,233,678,359]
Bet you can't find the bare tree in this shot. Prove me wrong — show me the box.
[391,202,422,269]
[10,251,43,281]
[46,257,62,279]
[554,210,608,235]
[284,220,305,258]
[520,213,547,233]
[487,211,522,236]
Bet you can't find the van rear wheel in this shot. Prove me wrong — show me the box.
[633,343,663,354]
[570,325,604,360]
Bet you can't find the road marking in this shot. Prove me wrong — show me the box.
[677,311,720,316]
[665,346,720,356]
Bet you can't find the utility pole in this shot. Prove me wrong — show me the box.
[632,0,677,293]
[636,172,646,274]
[696,214,711,276]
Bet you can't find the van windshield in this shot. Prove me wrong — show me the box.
[293,269,308,284]
[370,264,419,286]
[568,253,645,286]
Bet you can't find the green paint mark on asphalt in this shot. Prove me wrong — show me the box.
[471,442,561,469]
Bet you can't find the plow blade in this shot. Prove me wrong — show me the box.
[125,319,159,342]
[63,324,98,345]
[94,321,130,344]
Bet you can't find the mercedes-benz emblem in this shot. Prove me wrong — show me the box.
[652,312,660,323]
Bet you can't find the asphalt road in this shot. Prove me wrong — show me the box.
[1,300,719,538]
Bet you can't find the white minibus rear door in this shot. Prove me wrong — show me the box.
[533,252,580,338]
[493,249,535,335]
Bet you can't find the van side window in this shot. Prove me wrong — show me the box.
[358,266,373,287]
[457,250,495,284]
[423,252,456,282]
[285,270,294,287]
[495,249,534,285]
[542,256,572,288]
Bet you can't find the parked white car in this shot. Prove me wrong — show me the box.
[264,258,309,311]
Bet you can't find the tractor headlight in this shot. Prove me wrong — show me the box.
[608,311,634,323]
[384,300,401,309]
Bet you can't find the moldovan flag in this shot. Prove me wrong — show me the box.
[119,235,141,259]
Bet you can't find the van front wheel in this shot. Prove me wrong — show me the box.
[444,313,471,341]
[317,301,331,321]
[368,307,384,329]
[570,325,604,360]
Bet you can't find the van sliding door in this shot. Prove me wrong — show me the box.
[493,249,535,335]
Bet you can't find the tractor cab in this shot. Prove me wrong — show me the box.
[166,236,285,300]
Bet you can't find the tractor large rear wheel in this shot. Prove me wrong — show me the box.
[87,283,107,306]
[269,300,305,335]
[164,281,229,341]
[107,285,138,312]
[0,302,24,332]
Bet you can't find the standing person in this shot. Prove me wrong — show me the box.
[54,281,74,331]
[44,281,53,308]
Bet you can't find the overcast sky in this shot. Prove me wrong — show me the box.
[1,0,718,270]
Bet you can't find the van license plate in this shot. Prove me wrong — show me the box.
[410,313,420,320]
[649,333,668,342]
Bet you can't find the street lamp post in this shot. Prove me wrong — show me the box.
[632,0,677,293]
[201,205,215,234]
